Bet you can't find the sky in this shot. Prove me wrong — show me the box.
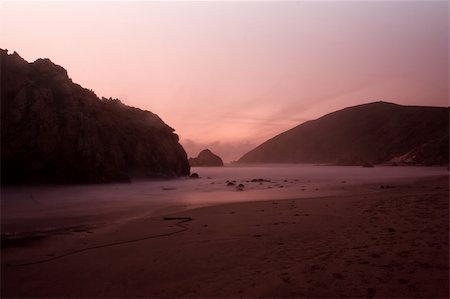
[1,1,448,162]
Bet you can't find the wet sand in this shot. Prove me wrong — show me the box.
[1,175,449,298]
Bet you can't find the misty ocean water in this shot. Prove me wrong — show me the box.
[2,164,447,232]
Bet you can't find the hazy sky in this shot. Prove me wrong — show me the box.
[1,1,448,162]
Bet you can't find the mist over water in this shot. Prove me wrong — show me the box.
[2,165,447,232]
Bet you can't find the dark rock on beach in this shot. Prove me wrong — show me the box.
[190,173,199,179]
[362,162,374,168]
[1,49,190,184]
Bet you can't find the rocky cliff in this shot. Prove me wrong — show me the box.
[189,149,224,167]
[238,102,449,166]
[1,49,190,184]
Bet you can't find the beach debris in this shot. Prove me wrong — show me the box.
[190,173,199,179]
[163,216,193,221]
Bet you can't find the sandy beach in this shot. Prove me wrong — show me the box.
[1,173,449,298]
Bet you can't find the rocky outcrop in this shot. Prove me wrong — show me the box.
[1,49,190,184]
[238,102,449,166]
[189,149,224,167]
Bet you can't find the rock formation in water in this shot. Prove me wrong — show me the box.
[238,102,449,166]
[189,149,224,167]
[1,49,190,184]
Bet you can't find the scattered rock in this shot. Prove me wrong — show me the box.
[190,173,199,179]
[251,178,270,183]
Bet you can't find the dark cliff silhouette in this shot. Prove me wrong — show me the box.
[239,102,449,166]
[1,49,190,184]
[189,149,224,167]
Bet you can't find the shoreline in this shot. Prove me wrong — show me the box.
[2,174,448,298]
[2,173,446,235]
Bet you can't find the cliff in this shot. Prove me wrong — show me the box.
[189,149,224,167]
[1,49,190,184]
[238,102,449,166]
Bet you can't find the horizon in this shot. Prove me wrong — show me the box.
[1,1,448,162]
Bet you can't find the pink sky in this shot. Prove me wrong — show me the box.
[1,1,448,162]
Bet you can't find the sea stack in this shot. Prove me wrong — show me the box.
[189,149,224,167]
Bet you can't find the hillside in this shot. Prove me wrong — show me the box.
[238,102,449,165]
[1,49,190,184]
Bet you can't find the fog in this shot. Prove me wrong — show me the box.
[2,165,446,233]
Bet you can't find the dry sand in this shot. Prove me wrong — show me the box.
[1,175,449,298]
